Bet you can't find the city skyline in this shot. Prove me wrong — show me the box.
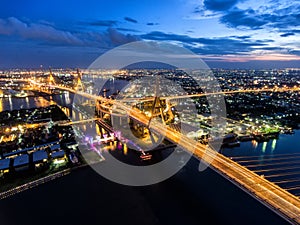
[1,68,300,225]
[0,0,299,69]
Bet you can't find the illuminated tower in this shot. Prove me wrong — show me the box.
[49,68,56,86]
[75,68,85,92]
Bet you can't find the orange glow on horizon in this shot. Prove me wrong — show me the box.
[203,53,300,62]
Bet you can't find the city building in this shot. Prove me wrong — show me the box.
[50,144,61,152]
[0,158,11,177]
[13,154,29,172]
[32,150,48,170]
[51,150,66,164]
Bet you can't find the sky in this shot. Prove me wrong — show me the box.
[0,0,299,69]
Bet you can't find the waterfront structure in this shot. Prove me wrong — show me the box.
[32,150,48,170]
[13,154,29,172]
[0,158,10,177]
[51,150,66,164]
[50,144,61,152]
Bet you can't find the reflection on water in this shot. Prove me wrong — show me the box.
[9,96,12,110]
[25,97,29,108]
[65,91,71,105]
[61,107,70,117]
[35,97,51,108]
[223,130,300,158]
[251,140,258,149]
[0,96,53,111]
[123,143,128,155]
[95,124,101,136]
[262,142,267,153]
[271,139,277,152]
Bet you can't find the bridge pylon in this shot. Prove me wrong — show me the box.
[40,68,57,94]
[74,68,94,106]
[75,68,85,92]
[48,68,56,86]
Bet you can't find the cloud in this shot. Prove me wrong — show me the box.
[203,0,242,11]
[193,6,202,14]
[229,35,251,39]
[86,20,118,27]
[0,17,83,46]
[38,20,55,27]
[124,17,138,23]
[256,46,287,51]
[219,2,300,30]
[290,29,300,33]
[116,28,140,32]
[146,22,159,26]
[191,6,219,19]
[194,1,300,31]
[106,28,140,45]
[191,0,243,19]
[280,32,295,37]
[220,8,267,29]
[288,50,300,56]
[75,27,140,50]
[0,17,140,50]
[141,31,268,55]
[280,29,300,37]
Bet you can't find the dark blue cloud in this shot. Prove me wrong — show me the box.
[267,7,300,28]
[229,35,251,39]
[78,27,140,49]
[86,20,118,27]
[0,24,142,69]
[106,28,140,45]
[141,31,264,46]
[280,29,300,37]
[141,31,267,55]
[124,17,138,23]
[0,17,84,46]
[257,46,286,51]
[219,3,300,30]
[116,28,140,32]
[288,50,300,56]
[146,22,159,26]
[204,0,242,11]
[0,17,140,49]
[220,8,267,29]
[193,6,202,14]
[280,32,295,37]
[290,29,300,33]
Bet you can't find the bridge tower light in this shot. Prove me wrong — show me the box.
[75,68,85,92]
[49,68,56,86]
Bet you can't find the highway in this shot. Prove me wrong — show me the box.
[166,86,300,100]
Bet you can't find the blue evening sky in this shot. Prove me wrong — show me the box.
[0,0,299,68]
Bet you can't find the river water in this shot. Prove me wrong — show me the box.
[222,131,300,157]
